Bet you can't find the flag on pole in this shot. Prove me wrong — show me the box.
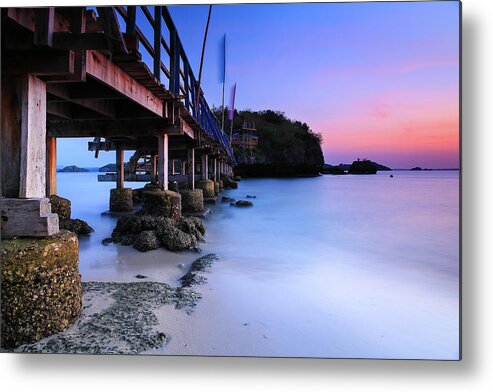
[229,83,236,121]
[218,34,226,84]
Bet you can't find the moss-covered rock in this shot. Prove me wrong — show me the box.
[60,218,93,235]
[110,188,133,212]
[49,195,71,220]
[1,230,82,349]
[195,179,215,198]
[133,230,160,252]
[176,217,206,242]
[180,189,204,213]
[155,224,195,251]
[142,189,181,219]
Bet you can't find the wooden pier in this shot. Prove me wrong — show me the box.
[1,6,236,238]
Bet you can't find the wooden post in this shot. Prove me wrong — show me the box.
[203,153,208,180]
[181,159,186,176]
[191,148,195,189]
[151,154,157,180]
[116,148,124,189]
[46,137,57,196]
[158,134,169,190]
[213,157,217,182]
[188,148,195,190]
[19,75,47,198]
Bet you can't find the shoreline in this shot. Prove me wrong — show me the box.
[17,254,220,355]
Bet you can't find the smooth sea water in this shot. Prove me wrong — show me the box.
[57,171,460,359]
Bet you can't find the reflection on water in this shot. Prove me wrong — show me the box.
[58,171,459,359]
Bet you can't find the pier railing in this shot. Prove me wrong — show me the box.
[113,5,235,163]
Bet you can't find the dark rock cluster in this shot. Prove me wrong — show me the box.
[109,213,205,253]
[49,195,94,236]
[348,160,378,174]
[1,230,83,349]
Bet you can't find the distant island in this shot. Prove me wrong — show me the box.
[223,109,324,177]
[58,165,89,173]
[322,160,391,175]
[99,163,130,172]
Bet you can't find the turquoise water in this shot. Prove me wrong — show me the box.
[58,171,460,359]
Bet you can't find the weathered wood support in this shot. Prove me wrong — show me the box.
[202,153,209,180]
[188,148,195,190]
[151,154,157,180]
[116,148,124,189]
[213,157,217,182]
[1,74,47,198]
[157,134,169,190]
[46,137,57,196]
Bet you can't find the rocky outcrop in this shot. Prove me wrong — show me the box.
[348,160,378,174]
[60,218,93,235]
[49,195,71,221]
[58,165,89,172]
[49,195,93,236]
[233,200,253,207]
[1,231,82,349]
[109,214,205,253]
[229,110,324,177]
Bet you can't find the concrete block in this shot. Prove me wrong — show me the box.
[0,198,59,239]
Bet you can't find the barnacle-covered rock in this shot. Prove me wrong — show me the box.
[1,230,82,349]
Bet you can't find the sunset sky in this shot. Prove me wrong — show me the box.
[58,1,460,169]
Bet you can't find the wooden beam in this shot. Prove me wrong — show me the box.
[46,137,57,195]
[157,134,169,190]
[47,118,168,138]
[47,102,72,119]
[188,148,195,190]
[52,32,108,50]
[34,8,55,46]
[116,148,124,189]
[85,50,163,117]
[2,50,75,76]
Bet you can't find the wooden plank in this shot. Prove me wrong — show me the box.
[157,134,169,190]
[52,32,108,50]
[47,102,72,119]
[2,50,75,76]
[47,137,57,195]
[85,50,163,117]
[47,118,168,137]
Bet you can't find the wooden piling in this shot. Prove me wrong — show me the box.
[116,148,124,189]
[46,137,57,196]
[158,134,169,190]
